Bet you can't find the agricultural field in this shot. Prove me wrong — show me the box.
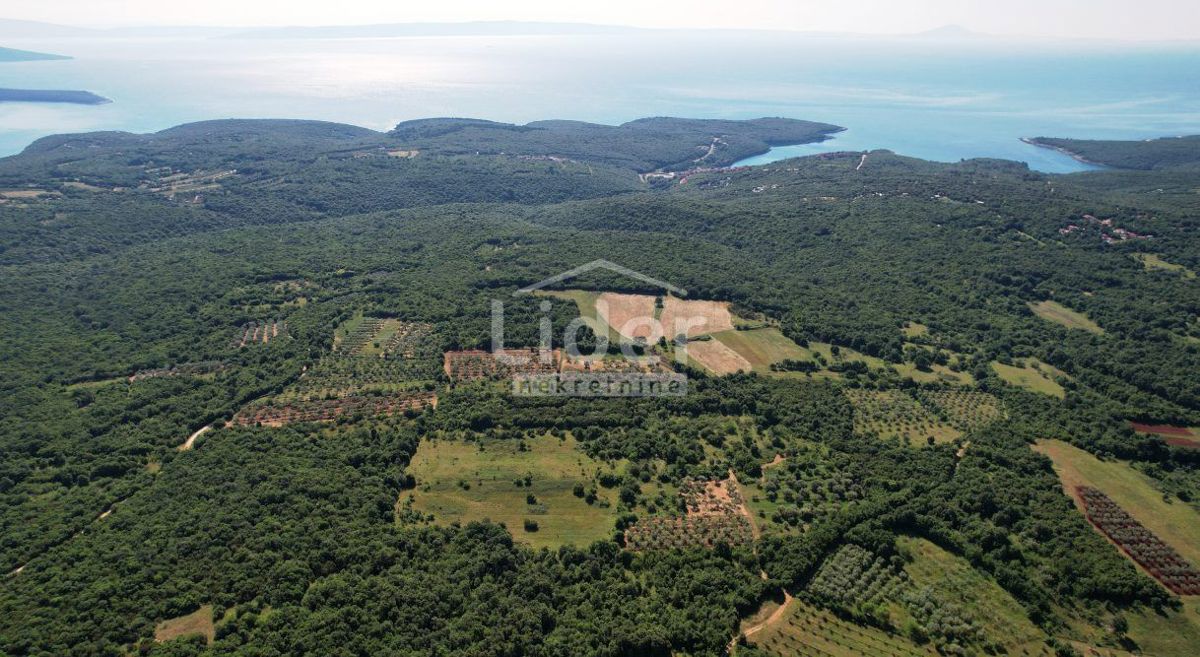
[992,359,1067,398]
[684,337,753,375]
[1033,440,1200,568]
[745,598,935,657]
[443,348,559,382]
[843,389,961,445]
[595,292,659,341]
[1134,253,1196,278]
[1129,423,1200,449]
[625,476,756,551]
[233,391,436,427]
[892,361,974,386]
[660,296,735,338]
[402,434,621,549]
[916,390,1007,432]
[710,327,810,372]
[1028,300,1104,334]
[1078,486,1200,595]
[897,537,1052,655]
[154,605,214,645]
[234,319,288,347]
[234,316,441,426]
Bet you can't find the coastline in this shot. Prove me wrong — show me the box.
[1020,137,1106,168]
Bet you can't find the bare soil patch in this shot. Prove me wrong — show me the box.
[687,338,752,375]
[595,293,659,341]
[661,297,734,339]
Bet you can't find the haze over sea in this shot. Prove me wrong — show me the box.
[2,29,1199,172]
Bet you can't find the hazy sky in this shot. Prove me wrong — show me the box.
[6,0,1199,41]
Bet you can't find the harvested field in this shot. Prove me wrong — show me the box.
[1130,422,1195,438]
[1029,300,1104,334]
[595,292,659,341]
[685,338,752,375]
[660,297,734,339]
[404,435,619,549]
[154,605,214,645]
[710,328,808,372]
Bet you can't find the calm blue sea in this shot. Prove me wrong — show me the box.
[1,32,1198,172]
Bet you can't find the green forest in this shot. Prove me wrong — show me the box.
[0,117,1198,657]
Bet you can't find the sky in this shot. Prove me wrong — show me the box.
[4,0,1199,41]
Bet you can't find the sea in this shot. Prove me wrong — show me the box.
[1,31,1199,172]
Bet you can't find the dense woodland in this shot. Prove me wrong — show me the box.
[0,118,1198,656]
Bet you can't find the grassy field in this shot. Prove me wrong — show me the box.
[1126,599,1200,657]
[898,537,1052,655]
[536,289,627,345]
[992,359,1067,398]
[711,328,809,372]
[1032,440,1200,566]
[154,605,214,644]
[1029,300,1104,334]
[902,322,929,338]
[747,598,935,657]
[1134,253,1196,279]
[403,434,622,549]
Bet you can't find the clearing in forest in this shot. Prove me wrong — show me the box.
[843,389,961,445]
[1028,300,1104,334]
[403,434,620,549]
[917,390,1007,432]
[710,328,809,372]
[897,537,1051,654]
[992,359,1067,398]
[745,598,935,657]
[685,338,753,375]
[1032,439,1200,568]
[595,292,659,341]
[1134,253,1196,278]
[624,476,755,551]
[154,605,214,645]
[660,296,735,338]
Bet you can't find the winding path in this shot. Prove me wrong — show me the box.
[179,424,212,451]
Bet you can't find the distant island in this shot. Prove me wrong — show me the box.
[0,45,69,62]
[0,88,110,105]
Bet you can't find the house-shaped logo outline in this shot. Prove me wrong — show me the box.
[513,259,687,297]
